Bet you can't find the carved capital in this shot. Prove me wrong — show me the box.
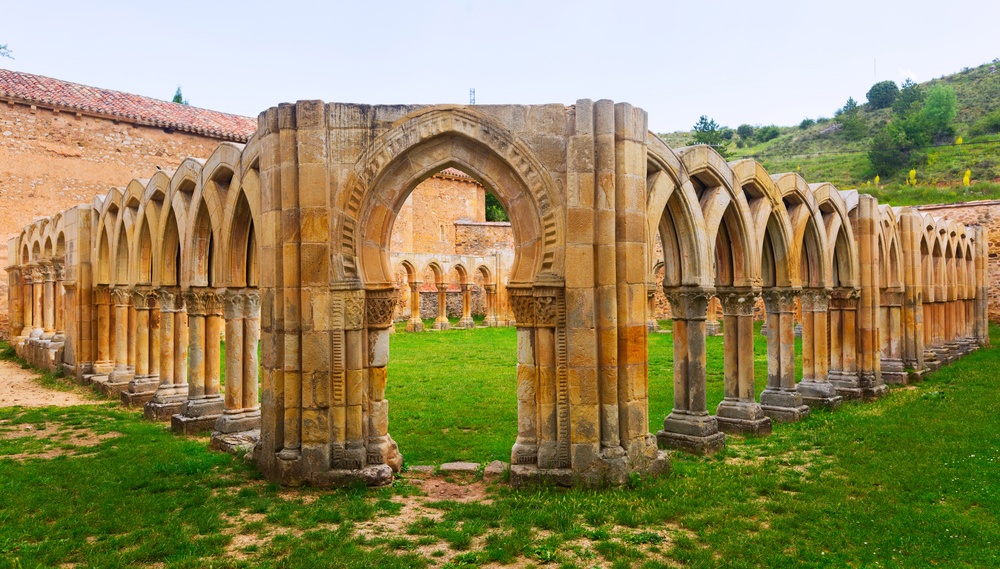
[344,290,365,330]
[460,283,473,292]
[717,287,757,317]
[222,289,246,320]
[484,284,496,294]
[508,286,534,327]
[29,265,44,282]
[157,288,177,311]
[800,288,830,312]
[244,290,261,319]
[365,288,398,329]
[39,261,54,281]
[184,290,207,315]
[663,287,713,321]
[761,288,799,314]
[533,287,562,328]
[880,289,903,307]
[408,281,422,292]
[132,288,157,310]
[205,290,224,316]
[112,287,132,306]
[829,287,861,310]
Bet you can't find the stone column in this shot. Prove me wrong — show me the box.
[122,289,159,406]
[646,284,659,332]
[704,296,722,336]
[657,287,725,454]
[760,288,810,422]
[880,289,907,383]
[127,303,137,374]
[509,288,539,466]
[484,284,498,327]
[214,289,261,434]
[829,288,862,398]
[8,268,23,341]
[457,283,475,329]
[19,269,32,339]
[106,287,134,391]
[173,290,225,434]
[30,265,44,338]
[715,288,770,435]
[52,261,66,343]
[433,280,449,330]
[898,208,926,378]
[405,281,424,332]
[93,286,113,375]
[796,289,842,409]
[145,289,188,420]
[41,261,55,340]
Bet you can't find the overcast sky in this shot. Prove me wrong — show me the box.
[3,0,999,133]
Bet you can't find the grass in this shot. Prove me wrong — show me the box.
[0,327,998,567]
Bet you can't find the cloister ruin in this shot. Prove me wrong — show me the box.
[6,100,989,487]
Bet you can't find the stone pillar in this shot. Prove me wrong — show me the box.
[405,281,424,332]
[714,288,770,435]
[106,287,134,391]
[41,262,55,339]
[829,288,862,398]
[20,269,33,339]
[704,296,721,336]
[880,289,907,383]
[457,283,475,329]
[484,284,498,327]
[30,265,44,338]
[93,286,113,375]
[52,261,66,343]
[796,289,842,409]
[898,208,926,378]
[122,289,159,407]
[173,290,226,434]
[433,280,449,330]
[215,289,262,434]
[657,287,725,454]
[509,288,538,466]
[8,268,23,341]
[127,303,137,374]
[145,289,189,420]
[760,288,810,422]
[646,284,659,332]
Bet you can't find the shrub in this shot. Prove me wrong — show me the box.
[866,80,899,109]
[970,110,1000,136]
[799,118,816,129]
[893,79,925,117]
[755,125,780,143]
[736,124,755,139]
[868,124,909,176]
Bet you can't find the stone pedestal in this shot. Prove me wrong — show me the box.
[658,412,726,454]
[761,289,810,423]
[172,396,226,434]
[880,358,908,385]
[797,380,843,410]
[715,289,770,436]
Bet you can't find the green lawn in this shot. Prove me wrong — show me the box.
[0,327,997,567]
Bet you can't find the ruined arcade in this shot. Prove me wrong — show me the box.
[6,99,989,488]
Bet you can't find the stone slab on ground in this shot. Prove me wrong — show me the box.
[439,461,480,473]
[210,429,260,457]
[407,465,435,474]
[483,460,508,481]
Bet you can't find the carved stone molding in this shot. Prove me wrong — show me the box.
[222,289,246,320]
[365,288,398,329]
[880,290,904,307]
[717,288,757,317]
[800,288,830,312]
[533,287,562,328]
[344,289,365,331]
[508,287,534,327]
[829,287,861,310]
[157,288,178,312]
[662,287,713,321]
[408,281,422,292]
[112,287,132,306]
[132,288,157,310]
[484,284,496,294]
[761,288,799,314]
[244,290,261,319]
[93,285,111,305]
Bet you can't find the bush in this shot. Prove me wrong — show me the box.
[893,79,925,117]
[970,110,1000,136]
[866,80,899,110]
[755,125,780,143]
[868,124,909,176]
[736,124,755,139]
[799,118,816,129]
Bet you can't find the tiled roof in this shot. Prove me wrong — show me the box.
[0,69,257,142]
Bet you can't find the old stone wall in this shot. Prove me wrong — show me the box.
[919,200,1000,322]
[390,171,486,255]
[0,100,228,329]
[454,221,514,255]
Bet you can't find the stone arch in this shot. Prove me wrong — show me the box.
[224,187,258,288]
[347,106,563,289]
[811,183,859,289]
[136,171,170,286]
[732,160,795,289]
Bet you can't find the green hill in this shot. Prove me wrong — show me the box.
[662,60,1000,205]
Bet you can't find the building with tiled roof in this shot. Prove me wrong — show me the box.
[0,69,256,142]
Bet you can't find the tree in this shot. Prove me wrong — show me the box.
[0,44,12,59]
[755,125,780,143]
[836,97,866,140]
[485,192,509,222]
[866,80,899,109]
[799,118,816,129]
[919,84,957,139]
[172,86,189,105]
[892,79,924,117]
[691,115,729,157]
[736,124,755,139]
[867,123,908,176]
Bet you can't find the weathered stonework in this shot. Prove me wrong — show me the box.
[5,100,989,491]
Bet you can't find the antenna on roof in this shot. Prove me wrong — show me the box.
[469,88,475,105]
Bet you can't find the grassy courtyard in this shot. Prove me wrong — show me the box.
[0,326,997,568]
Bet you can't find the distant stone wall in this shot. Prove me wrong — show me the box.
[454,221,514,255]
[919,200,1000,322]
[390,172,485,255]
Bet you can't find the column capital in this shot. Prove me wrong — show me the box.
[408,281,422,292]
[365,288,398,329]
[663,287,713,321]
[132,288,157,310]
[222,289,246,320]
[761,288,799,313]
[29,264,44,282]
[829,287,861,309]
[800,288,830,312]
[243,289,261,319]
[94,284,111,304]
[184,289,222,316]
[508,286,534,326]
[717,287,757,317]
[156,287,179,311]
[484,283,496,294]
[460,283,473,292]
[112,286,132,306]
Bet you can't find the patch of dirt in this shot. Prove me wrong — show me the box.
[0,359,94,407]
[0,422,121,460]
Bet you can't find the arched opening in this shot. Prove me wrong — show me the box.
[228,190,258,289]
[191,202,214,287]
[160,209,181,287]
[138,218,153,285]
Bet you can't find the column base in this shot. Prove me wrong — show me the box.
[172,395,226,434]
[793,323,803,339]
[98,372,132,398]
[215,409,262,434]
[647,319,659,333]
[922,351,942,373]
[715,400,772,435]
[92,360,114,375]
[432,320,450,330]
[457,317,475,329]
[705,320,721,336]
[484,316,500,327]
[881,358,908,384]
[797,380,844,410]
[209,428,260,456]
[657,412,725,455]
[932,346,954,366]
[145,400,184,422]
[405,318,424,332]
[121,375,160,407]
[121,389,157,408]
[760,388,811,423]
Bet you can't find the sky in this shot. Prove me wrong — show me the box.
[2,0,999,133]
